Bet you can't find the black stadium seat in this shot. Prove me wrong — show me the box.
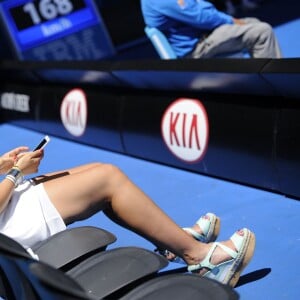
[0,230,239,299]
[32,226,116,271]
[0,230,168,299]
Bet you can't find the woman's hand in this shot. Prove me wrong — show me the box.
[0,146,29,174]
[15,150,44,175]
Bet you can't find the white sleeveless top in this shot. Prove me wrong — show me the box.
[0,180,66,249]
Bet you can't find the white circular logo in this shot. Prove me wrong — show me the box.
[60,89,87,137]
[161,98,209,163]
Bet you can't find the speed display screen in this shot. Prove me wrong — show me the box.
[0,0,101,51]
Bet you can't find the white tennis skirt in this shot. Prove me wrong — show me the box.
[0,180,66,249]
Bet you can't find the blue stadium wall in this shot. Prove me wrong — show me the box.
[1,58,300,199]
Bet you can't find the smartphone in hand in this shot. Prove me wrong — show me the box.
[33,135,50,151]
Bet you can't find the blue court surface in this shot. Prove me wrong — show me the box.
[1,123,299,300]
[274,18,300,58]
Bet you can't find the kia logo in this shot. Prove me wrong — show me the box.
[60,89,87,137]
[161,98,209,163]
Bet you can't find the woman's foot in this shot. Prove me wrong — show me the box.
[156,213,220,262]
[183,212,220,243]
[187,228,256,287]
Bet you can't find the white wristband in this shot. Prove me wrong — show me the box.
[6,167,24,187]
[5,174,17,186]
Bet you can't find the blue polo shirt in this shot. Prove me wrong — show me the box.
[141,0,233,57]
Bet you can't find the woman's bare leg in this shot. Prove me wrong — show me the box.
[40,163,238,266]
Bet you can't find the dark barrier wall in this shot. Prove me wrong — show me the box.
[1,59,300,199]
[0,83,124,153]
[121,90,280,190]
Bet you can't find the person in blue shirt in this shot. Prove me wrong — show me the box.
[141,0,282,58]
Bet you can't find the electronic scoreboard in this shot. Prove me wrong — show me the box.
[0,0,116,60]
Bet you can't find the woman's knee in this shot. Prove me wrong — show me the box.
[93,163,127,186]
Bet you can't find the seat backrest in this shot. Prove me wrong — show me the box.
[119,273,239,300]
[144,27,177,59]
[32,226,116,270]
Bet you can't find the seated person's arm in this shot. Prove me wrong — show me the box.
[0,147,42,213]
[156,0,234,29]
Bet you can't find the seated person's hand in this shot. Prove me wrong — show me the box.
[15,150,44,175]
[233,18,246,25]
[0,147,29,174]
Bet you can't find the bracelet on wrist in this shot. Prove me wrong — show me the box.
[5,166,24,187]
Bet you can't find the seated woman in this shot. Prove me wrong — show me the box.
[0,146,255,288]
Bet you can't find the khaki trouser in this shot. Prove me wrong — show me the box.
[187,18,282,58]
